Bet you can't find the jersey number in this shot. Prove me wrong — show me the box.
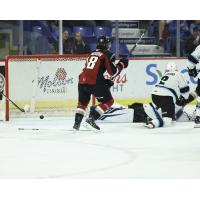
[86,56,98,69]
[159,76,169,85]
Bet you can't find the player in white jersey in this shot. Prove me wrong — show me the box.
[145,62,190,128]
[186,44,200,127]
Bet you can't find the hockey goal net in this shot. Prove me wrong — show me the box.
[4,54,90,121]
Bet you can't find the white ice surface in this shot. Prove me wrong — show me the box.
[0,117,200,178]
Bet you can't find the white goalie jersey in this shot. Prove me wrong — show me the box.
[152,70,190,103]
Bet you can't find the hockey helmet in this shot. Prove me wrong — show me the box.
[165,62,178,72]
[96,36,110,50]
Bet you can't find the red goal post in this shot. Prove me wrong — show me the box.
[5,54,96,121]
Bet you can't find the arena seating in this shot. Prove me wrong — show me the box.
[88,43,97,51]
[110,41,129,56]
[2,20,197,57]
[94,26,112,38]
[29,26,54,54]
[72,26,94,37]
[166,21,191,55]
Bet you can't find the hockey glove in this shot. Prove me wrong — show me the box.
[176,95,187,107]
[119,58,129,68]
[104,79,114,88]
[188,67,198,77]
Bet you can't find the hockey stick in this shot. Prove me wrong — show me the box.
[128,31,146,56]
[0,74,26,113]
[18,127,91,131]
[0,92,26,112]
[175,107,184,120]
[128,20,154,57]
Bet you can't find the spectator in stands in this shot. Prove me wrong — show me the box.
[72,32,90,54]
[158,20,166,46]
[149,20,170,49]
[63,30,73,54]
[184,26,200,55]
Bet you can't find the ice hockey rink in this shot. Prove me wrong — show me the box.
[0,117,200,179]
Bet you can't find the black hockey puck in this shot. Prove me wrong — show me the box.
[40,115,44,119]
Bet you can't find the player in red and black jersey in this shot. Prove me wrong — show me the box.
[73,36,129,131]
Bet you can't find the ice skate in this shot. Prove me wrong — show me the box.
[83,117,100,133]
[73,112,84,131]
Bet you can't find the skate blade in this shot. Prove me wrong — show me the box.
[83,122,101,133]
[18,127,90,132]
